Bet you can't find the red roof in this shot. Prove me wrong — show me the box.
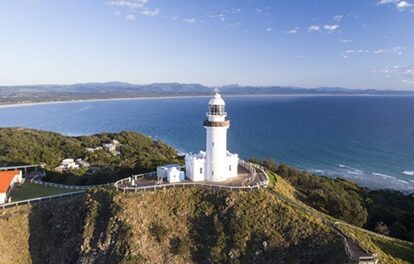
[0,170,20,193]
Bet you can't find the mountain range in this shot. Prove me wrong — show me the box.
[1,82,414,105]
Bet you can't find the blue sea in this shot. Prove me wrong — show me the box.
[0,95,413,191]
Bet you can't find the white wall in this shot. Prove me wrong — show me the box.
[0,193,6,204]
[205,126,228,181]
[185,155,206,182]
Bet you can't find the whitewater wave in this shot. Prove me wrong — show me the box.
[347,170,363,175]
[396,179,409,184]
[372,172,396,179]
[403,171,414,176]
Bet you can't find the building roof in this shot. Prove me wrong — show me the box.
[208,92,225,106]
[157,164,181,169]
[0,170,20,193]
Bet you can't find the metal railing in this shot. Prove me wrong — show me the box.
[0,191,85,210]
[238,160,269,186]
[114,163,269,193]
[115,181,265,193]
[30,177,112,190]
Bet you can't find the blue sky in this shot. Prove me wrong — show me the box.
[0,0,413,90]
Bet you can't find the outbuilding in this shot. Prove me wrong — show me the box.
[157,164,185,183]
[0,170,23,204]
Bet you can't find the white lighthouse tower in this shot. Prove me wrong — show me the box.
[205,92,230,181]
[185,90,238,182]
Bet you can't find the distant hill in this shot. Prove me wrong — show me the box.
[1,82,413,105]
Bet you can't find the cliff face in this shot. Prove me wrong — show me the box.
[0,188,347,264]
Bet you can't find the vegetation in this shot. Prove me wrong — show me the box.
[365,190,414,242]
[337,224,414,264]
[0,128,180,185]
[0,186,412,263]
[11,181,76,201]
[255,158,414,242]
[0,188,348,264]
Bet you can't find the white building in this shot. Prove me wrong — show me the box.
[157,164,185,183]
[0,170,23,204]
[185,92,238,182]
[61,159,79,170]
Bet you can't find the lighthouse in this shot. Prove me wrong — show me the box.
[185,91,238,182]
[204,92,230,181]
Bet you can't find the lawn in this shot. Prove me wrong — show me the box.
[11,181,80,201]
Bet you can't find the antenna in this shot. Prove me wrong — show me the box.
[214,87,220,94]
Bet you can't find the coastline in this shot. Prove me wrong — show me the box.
[1,95,413,193]
[0,93,408,109]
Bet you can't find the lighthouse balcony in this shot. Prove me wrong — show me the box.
[203,120,230,127]
[206,112,227,117]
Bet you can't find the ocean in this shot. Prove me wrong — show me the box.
[0,95,413,191]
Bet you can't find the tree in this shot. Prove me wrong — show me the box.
[374,222,390,236]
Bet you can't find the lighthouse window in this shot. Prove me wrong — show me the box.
[229,165,231,171]
[212,142,214,147]
[199,168,203,174]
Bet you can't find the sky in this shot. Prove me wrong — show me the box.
[0,0,414,90]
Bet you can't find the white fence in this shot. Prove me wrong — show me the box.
[114,162,269,193]
[30,177,112,190]
[115,181,265,193]
[0,191,85,210]
[239,159,269,186]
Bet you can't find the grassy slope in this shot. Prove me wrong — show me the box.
[0,207,32,264]
[0,185,412,264]
[11,181,76,201]
[267,172,414,263]
[0,188,347,264]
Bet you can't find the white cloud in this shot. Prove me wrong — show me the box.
[255,8,262,13]
[376,0,414,12]
[373,47,403,55]
[226,8,241,14]
[333,15,343,22]
[266,27,272,32]
[209,13,226,21]
[324,24,339,31]
[287,27,299,34]
[308,25,320,32]
[405,66,414,76]
[340,39,352,43]
[126,14,136,20]
[344,47,403,57]
[140,8,159,16]
[346,49,365,54]
[397,1,413,9]
[376,0,399,5]
[374,65,414,84]
[182,17,196,23]
[107,0,160,19]
[107,0,148,9]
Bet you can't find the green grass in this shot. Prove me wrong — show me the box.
[266,170,277,186]
[12,181,78,201]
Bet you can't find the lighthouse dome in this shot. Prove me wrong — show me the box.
[208,92,225,106]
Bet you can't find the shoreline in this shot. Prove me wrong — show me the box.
[0,93,412,109]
